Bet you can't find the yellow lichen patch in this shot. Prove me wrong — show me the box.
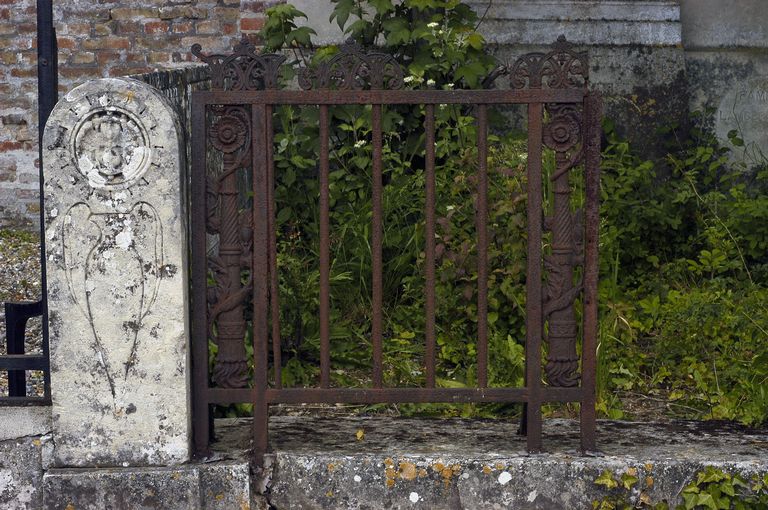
[432,462,445,473]
[327,463,335,472]
[451,464,461,473]
[385,465,398,488]
[65,505,75,510]
[626,467,638,477]
[645,476,654,488]
[32,439,41,447]
[326,491,334,498]
[418,469,428,478]
[356,429,365,441]
[172,472,181,480]
[384,458,394,467]
[644,463,654,472]
[482,465,492,475]
[399,462,417,481]
[215,494,224,502]
[495,462,505,471]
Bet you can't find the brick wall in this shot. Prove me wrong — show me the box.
[0,0,274,229]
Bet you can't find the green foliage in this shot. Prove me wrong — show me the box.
[596,114,768,427]
[248,1,768,426]
[593,467,768,510]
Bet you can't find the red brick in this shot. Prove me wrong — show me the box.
[17,23,36,34]
[60,23,92,36]
[136,35,182,51]
[0,141,26,151]
[69,52,96,65]
[96,51,122,66]
[115,21,143,35]
[81,37,130,50]
[110,8,159,20]
[15,189,38,199]
[240,17,264,32]
[0,51,17,65]
[222,22,237,35]
[126,53,147,64]
[93,23,114,37]
[172,22,193,34]
[195,20,221,35]
[56,37,78,49]
[10,67,36,78]
[59,67,103,79]
[144,21,170,35]
[108,66,152,77]
[147,52,172,64]
[158,6,208,20]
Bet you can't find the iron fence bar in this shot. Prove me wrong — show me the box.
[371,104,384,388]
[424,104,437,388]
[0,354,48,371]
[580,92,603,452]
[525,102,544,452]
[190,99,211,458]
[267,104,281,390]
[476,105,489,389]
[319,105,331,389]
[252,104,270,467]
[0,396,50,406]
[201,386,582,405]
[4,301,43,396]
[192,89,586,106]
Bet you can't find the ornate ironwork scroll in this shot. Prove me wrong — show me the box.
[192,35,286,91]
[205,105,253,388]
[298,39,404,90]
[510,35,588,89]
[542,104,584,387]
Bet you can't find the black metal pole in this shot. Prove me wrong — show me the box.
[35,0,56,401]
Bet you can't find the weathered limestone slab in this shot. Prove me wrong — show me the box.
[0,406,52,441]
[41,462,266,510]
[238,416,768,510]
[42,77,190,467]
[0,435,53,510]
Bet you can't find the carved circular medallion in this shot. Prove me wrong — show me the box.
[72,107,151,189]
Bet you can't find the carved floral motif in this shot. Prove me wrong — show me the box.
[73,109,151,189]
[205,105,253,388]
[542,104,585,387]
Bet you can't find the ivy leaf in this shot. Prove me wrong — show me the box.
[330,0,355,30]
[466,33,485,50]
[370,0,395,14]
[595,470,618,489]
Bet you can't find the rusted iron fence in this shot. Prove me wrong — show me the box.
[191,35,602,466]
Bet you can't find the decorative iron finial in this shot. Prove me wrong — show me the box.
[192,35,286,91]
[298,38,404,90]
[509,35,588,89]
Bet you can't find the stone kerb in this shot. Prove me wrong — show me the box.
[42,77,190,467]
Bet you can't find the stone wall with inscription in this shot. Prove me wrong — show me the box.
[682,0,768,167]
[42,77,190,467]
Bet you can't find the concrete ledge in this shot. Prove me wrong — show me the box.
[236,416,768,510]
[42,462,266,510]
[0,406,52,441]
